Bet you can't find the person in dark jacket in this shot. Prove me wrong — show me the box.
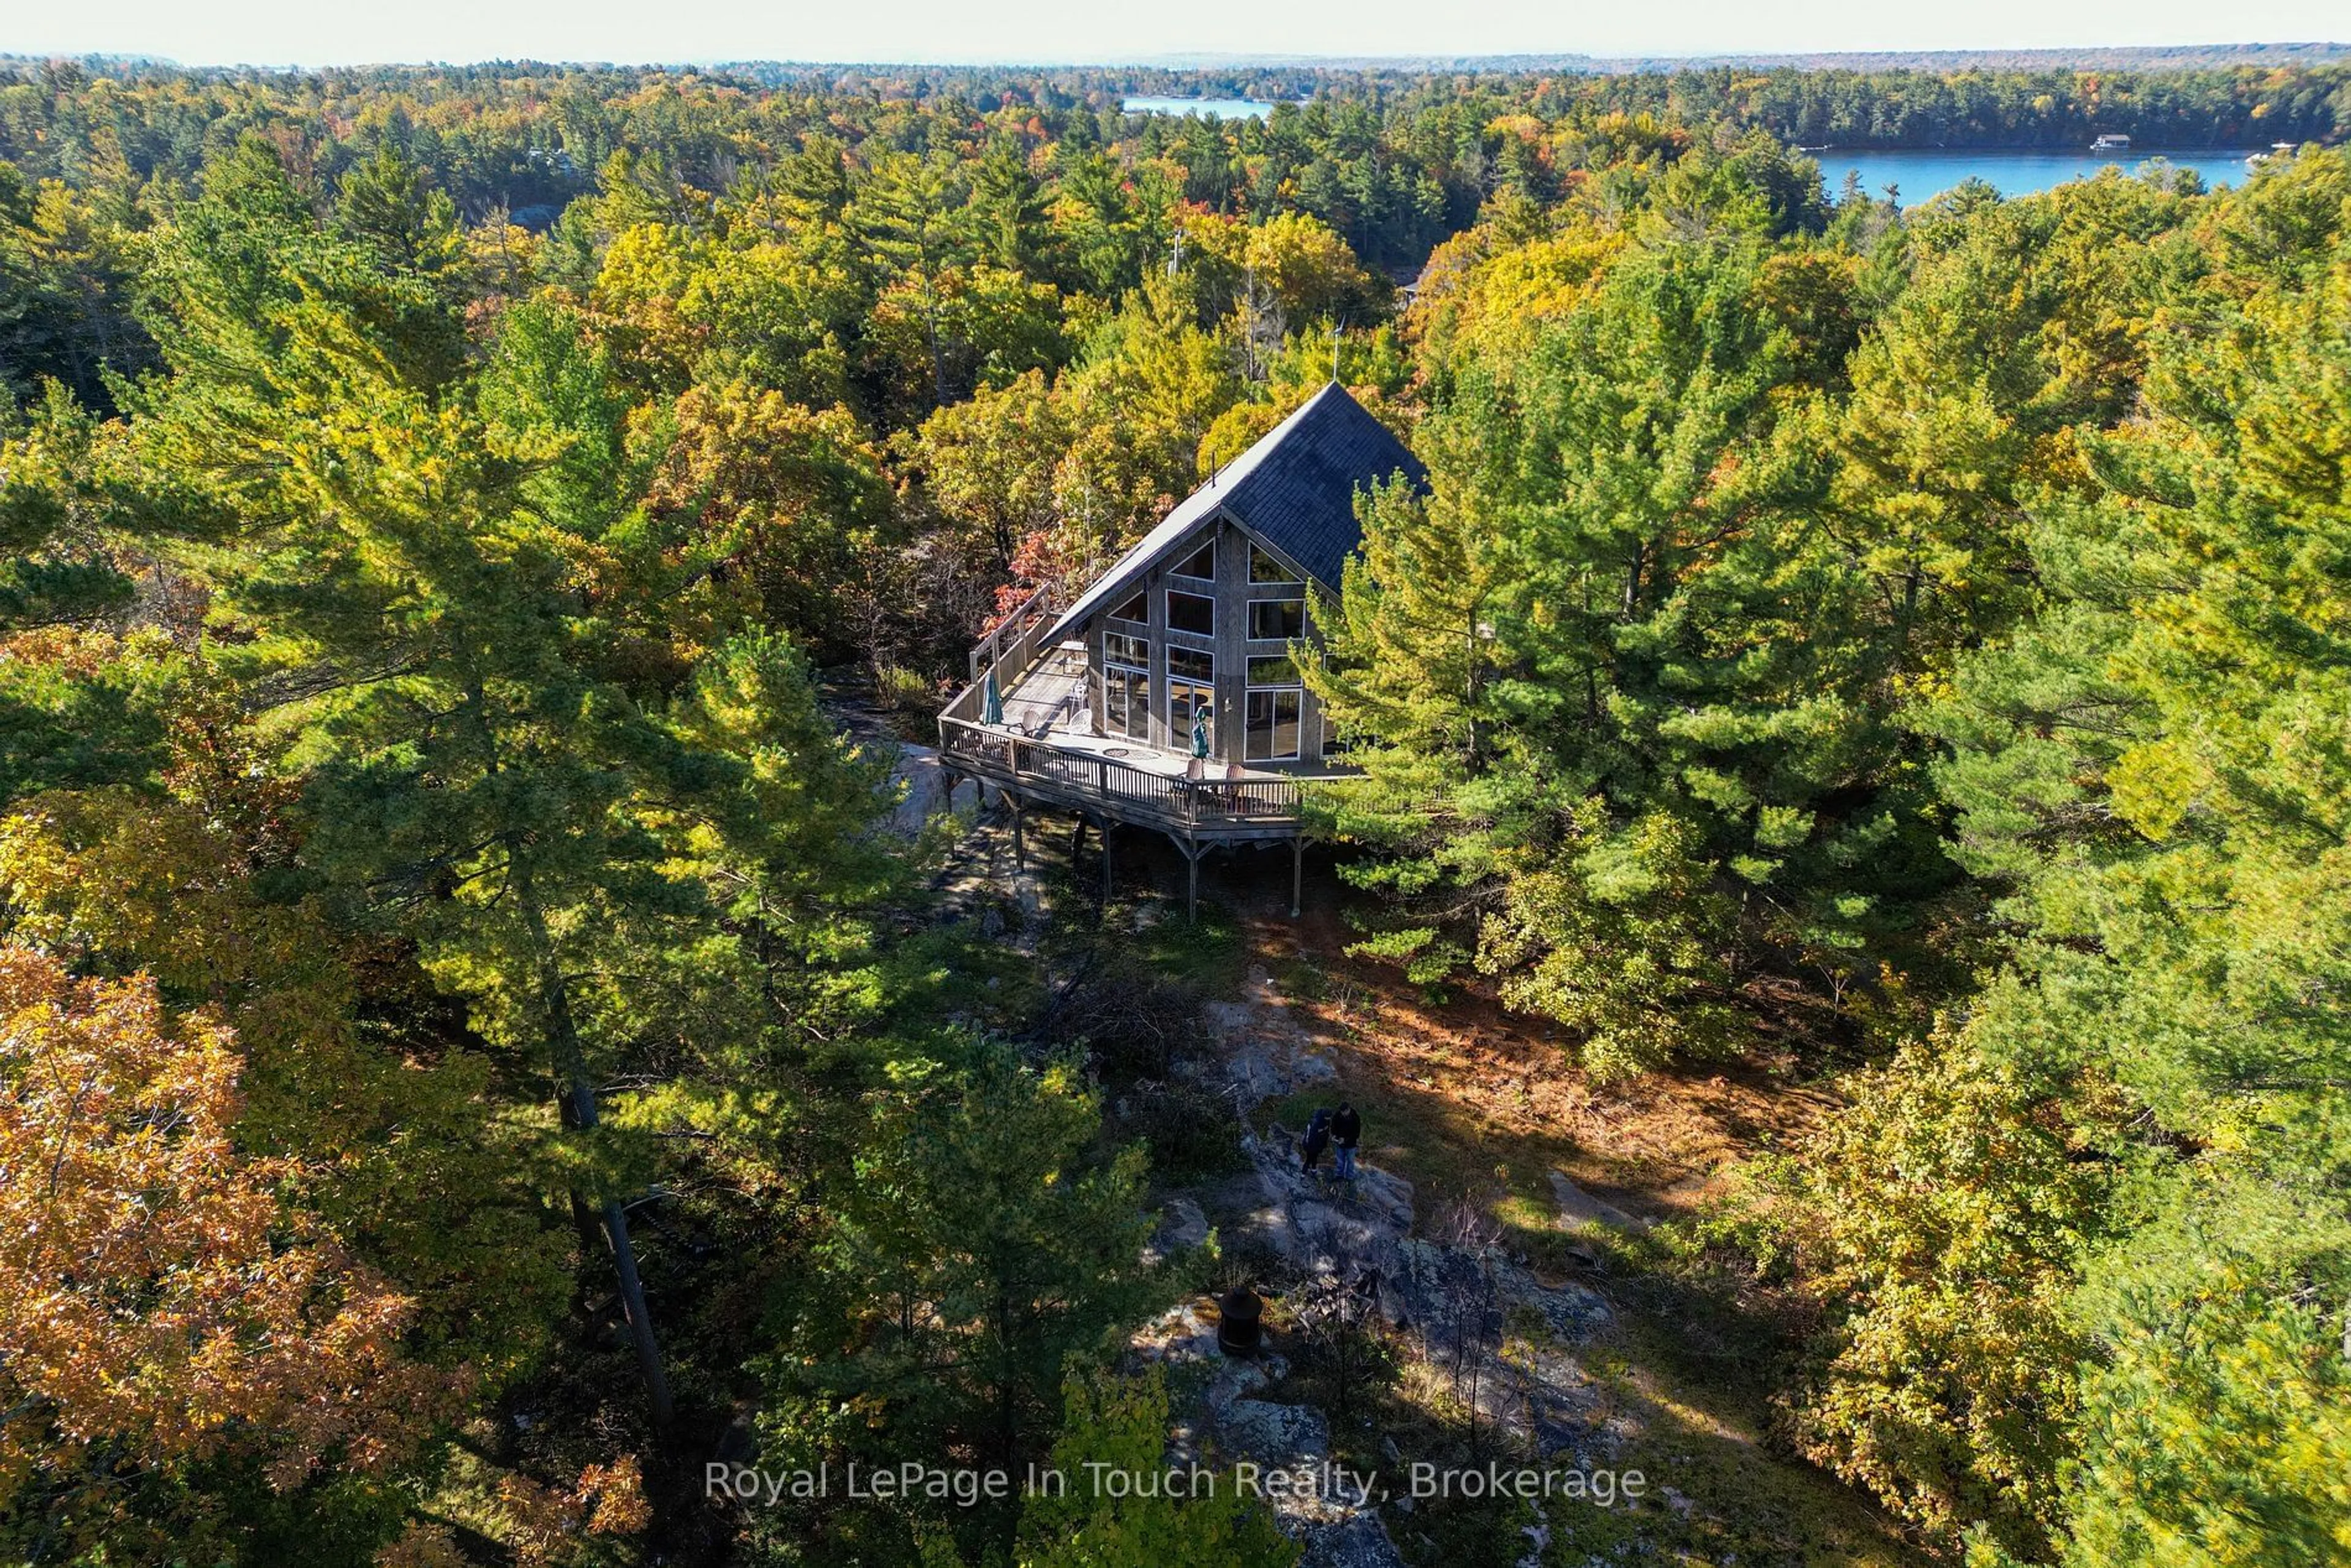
[1301,1106,1333,1174]
[1331,1101,1361,1180]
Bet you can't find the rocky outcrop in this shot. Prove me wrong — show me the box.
[1144,1195,1211,1266]
[1132,965,1624,1566]
[1547,1171,1651,1233]
[1212,1121,1618,1480]
[1193,966,1340,1103]
[1130,1302,1403,1567]
[1241,1132,1415,1278]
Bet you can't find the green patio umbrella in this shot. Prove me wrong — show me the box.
[981,668,1004,726]
[1190,705,1213,760]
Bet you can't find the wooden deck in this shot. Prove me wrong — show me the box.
[939,716,1305,843]
[939,586,1327,913]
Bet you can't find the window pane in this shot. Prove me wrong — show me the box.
[1106,668,1148,738]
[1167,645,1213,682]
[1167,590,1215,636]
[1246,689,1302,760]
[1248,598,1304,641]
[1247,655,1299,686]
[1249,543,1302,583]
[1111,593,1146,624]
[1168,679,1215,735]
[1105,632,1149,669]
[1173,538,1215,580]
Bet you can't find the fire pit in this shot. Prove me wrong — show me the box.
[1215,1286,1264,1357]
[1102,747,1133,759]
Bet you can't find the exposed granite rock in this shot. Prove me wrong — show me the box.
[1223,1038,1341,1102]
[1220,1396,1331,1466]
[1126,1299,1404,1568]
[1290,1048,1340,1085]
[1377,1236,1501,1343]
[1119,967,1627,1568]
[1204,999,1258,1040]
[1305,1511,1409,1568]
[1240,1132,1417,1278]
[1144,1196,1211,1265]
[1224,1130,1614,1459]
[1205,964,1347,1105]
[1129,1297,1221,1367]
[1548,1171,1651,1232]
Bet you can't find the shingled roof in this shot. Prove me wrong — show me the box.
[1040,382,1425,644]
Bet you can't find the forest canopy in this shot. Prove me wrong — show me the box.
[0,50,2345,1568]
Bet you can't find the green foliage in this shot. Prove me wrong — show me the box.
[1014,1369,1300,1567]
[0,161,151,410]
[0,625,183,798]
[1766,148,2351,1567]
[7,50,2351,1568]
[333,144,468,299]
[1745,1031,2125,1556]
[0,384,140,631]
[790,1041,1162,1469]
[1316,228,1959,1075]
[2055,1158,2351,1568]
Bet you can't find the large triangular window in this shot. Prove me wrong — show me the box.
[1249,542,1302,583]
[1173,538,1216,580]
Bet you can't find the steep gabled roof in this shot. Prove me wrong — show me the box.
[1040,382,1424,644]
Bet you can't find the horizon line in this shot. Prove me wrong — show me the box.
[9,40,2350,74]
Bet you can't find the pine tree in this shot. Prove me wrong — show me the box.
[1316,231,1955,1073]
[793,1043,1160,1474]
[1013,1370,1299,1568]
[1783,151,2351,1567]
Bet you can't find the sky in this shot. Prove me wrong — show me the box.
[7,0,2347,69]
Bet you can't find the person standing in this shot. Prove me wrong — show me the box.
[1301,1106,1333,1174]
[1331,1100,1360,1181]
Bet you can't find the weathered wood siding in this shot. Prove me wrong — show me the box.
[1076,511,1330,771]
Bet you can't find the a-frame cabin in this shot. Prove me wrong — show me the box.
[937,383,1425,913]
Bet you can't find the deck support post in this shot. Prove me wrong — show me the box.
[1291,836,1303,920]
[1100,822,1113,905]
[1010,795,1024,872]
[1186,842,1200,923]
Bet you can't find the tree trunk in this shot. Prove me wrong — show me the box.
[516,848,676,1429]
[564,1034,675,1430]
[601,1196,674,1428]
[924,286,948,408]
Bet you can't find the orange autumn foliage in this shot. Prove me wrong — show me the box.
[372,1455,648,1568]
[0,947,449,1515]
[495,1454,653,1566]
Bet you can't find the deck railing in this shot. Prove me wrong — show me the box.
[939,716,1302,830]
[967,582,1057,685]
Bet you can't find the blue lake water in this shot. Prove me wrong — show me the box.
[1111,104,2274,197]
[1122,95,1286,119]
[1812,148,2271,202]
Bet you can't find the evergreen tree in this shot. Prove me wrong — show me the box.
[1775,151,2351,1567]
[1013,1370,1299,1568]
[1316,234,1954,1074]
[786,1043,1158,1476]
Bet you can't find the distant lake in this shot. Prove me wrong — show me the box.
[1122,95,1288,119]
[1811,147,2270,202]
